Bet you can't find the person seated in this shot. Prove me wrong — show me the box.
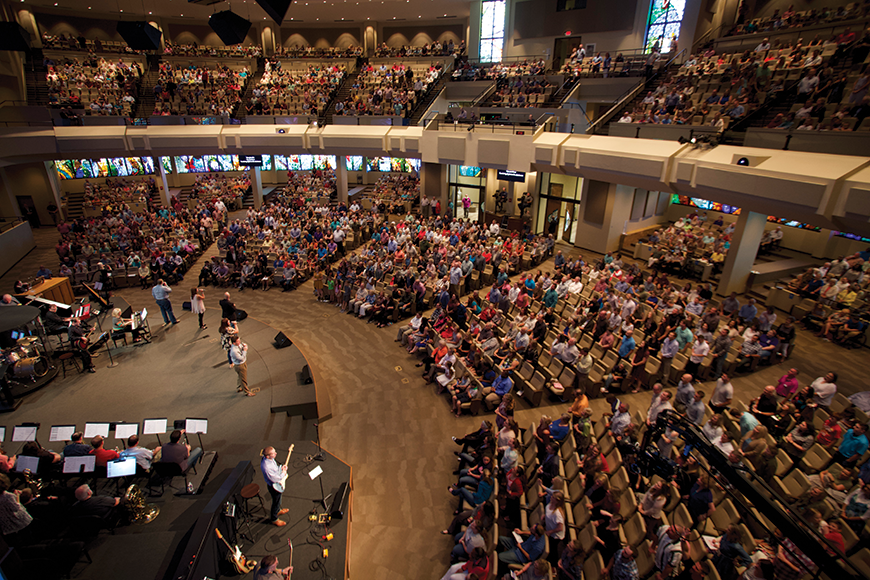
[111,307,145,343]
[495,523,546,574]
[253,554,293,580]
[120,434,160,472]
[43,304,69,336]
[62,432,90,457]
[20,441,60,474]
[70,484,122,520]
[89,435,119,468]
[158,429,202,471]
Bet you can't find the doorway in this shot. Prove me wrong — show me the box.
[17,196,40,228]
[553,37,583,70]
[451,184,485,223]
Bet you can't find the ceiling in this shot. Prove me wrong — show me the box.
[20,0,472,24]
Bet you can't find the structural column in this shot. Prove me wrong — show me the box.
[716,210,767,296]
[252,166,264,209]
[336,155,349,206]
[421,162,447,215]
[157,159,171,207]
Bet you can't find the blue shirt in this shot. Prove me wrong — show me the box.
[151,284,172,300]
[549,421,570,442]
[840,429,869,459]
[515,533,546,563]
[738,304,758,321]
[738,412,760,437]
[492,375,513,396]
[618,336,636,358]
[660,338,679,359]
[675,327,694,350]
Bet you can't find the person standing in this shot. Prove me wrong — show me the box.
[230,336,254,396]
[220,292,239,320]
[260,447,289,527]
[190,288,207,330]
[152,279,178,326]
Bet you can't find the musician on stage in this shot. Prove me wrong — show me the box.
[44,304,69,335]
[260,446,289,527]
[68,318,96,373]
[111,308,145,343]
[253,554,293,580]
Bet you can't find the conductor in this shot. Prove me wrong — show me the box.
[261,446,289,527]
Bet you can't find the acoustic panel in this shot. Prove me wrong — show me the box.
[478,139,511,168]
[437,137,465,163]
[116,21,162,51]
[208,11,252,46]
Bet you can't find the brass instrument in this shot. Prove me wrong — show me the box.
[124,484,159,524]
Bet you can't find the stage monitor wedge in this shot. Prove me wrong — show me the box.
[0,23,31,52]
[116,21,162,51]
[274,332,292,349]
[209,11,252,46]
[255,0,294,25]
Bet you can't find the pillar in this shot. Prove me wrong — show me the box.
[716,210,767,296]
[572,180,634,254]
[157,158,171,207]
[814,228,837,260]
[421,162,447,215]
[336,155,349,205]
[43,161,64,219]
[252,166,264,209]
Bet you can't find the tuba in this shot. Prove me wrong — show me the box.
[124,484,160,524]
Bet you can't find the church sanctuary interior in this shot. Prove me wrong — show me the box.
[2,0,870,579]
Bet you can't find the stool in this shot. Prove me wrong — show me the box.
[57,352,80,378]
[239,483,267,518]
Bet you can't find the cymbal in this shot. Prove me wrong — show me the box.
[16,337,37,345]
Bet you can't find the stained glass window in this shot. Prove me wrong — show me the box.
[644,0,686,53]
[480,0,506,63]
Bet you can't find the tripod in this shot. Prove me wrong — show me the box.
[305,422,325,463]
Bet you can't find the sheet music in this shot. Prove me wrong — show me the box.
[114,423,139,439]
[185,418,208,434]
[84,423,110,438]
[49,425,76,442]
[0,427,6,442]
[143,418,167,435]
[12,426,37,442]
[308,465,323,480]
[15,455,39,473]
[62,455,95,474]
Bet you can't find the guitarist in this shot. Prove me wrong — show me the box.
[260,446,290,527]
[253,554,293,580]
[68,318,97,373]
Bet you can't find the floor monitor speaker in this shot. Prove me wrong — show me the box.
[274,332,292,349]
[329,481,350,519]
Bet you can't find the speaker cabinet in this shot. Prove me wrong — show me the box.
[255,0,294,25]
[329,481,350,519]
[299,364,313,384]
[116,21,162,51]
[0,23,31,52]
[208,11,252,46]
[274,332,292,349]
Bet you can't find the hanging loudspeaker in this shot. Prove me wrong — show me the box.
[208,11,252,46]
[116,21,162,51]
[255,0,294,25]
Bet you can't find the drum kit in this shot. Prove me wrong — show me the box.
[3,337,49,382]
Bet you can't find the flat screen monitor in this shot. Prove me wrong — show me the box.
[143,418,167,435]
[114,423,139,440]
[49,425,76,442]
[15,455,39,473]
[496,169,526,182]
[63,455,95,474]
[238,155,263,167]
[84,423,110,438]
[12,426,37,442]
[107,457,137,478]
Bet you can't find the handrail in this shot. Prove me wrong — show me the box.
[586,48,686,135]
[471,82,498,107]
[0,100,30,107]
[725,75,804,135]
[692,24,728,53]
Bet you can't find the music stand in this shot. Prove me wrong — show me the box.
[49,425,76,442]
[15,455,39,474]
[308,465,332,513]
[143,418,168,447]
[63,455,95,474]
[107,457,136,478]
[12,425,38,443]
[184,418,208,451]
[84,422,110,438]
[114,423,139,447]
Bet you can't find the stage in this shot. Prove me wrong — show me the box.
[0,306,346,580]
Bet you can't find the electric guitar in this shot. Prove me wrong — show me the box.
[273,444,294,493]
[215,528,256,574]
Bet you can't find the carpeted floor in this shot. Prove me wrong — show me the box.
[1,222,867,580]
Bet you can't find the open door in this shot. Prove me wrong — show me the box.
[553,37,583,70]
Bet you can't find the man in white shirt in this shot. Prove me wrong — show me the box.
[811,372,838,407]
[709,374,733,414]
[230,337,254,396]
[755,38,771,52]
[396,312,423,346]
[685,337,710,378]
[648,389,674,426]
[120,434,159,471]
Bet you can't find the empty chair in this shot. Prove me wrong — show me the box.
[523,371,547,407]
[780,469,812,501]
[623,511,647,547]
[799,443,832,474]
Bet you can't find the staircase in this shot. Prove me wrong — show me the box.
[133,55,162,119]
[24,49,50,107]
[65,191,86,219]
[589,63,680,134]
[407,72,450,126]
[323,62,363,125]
[544,76,581,107]
[234,57,266,123]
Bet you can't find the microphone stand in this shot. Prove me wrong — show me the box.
[306,422,325,463]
